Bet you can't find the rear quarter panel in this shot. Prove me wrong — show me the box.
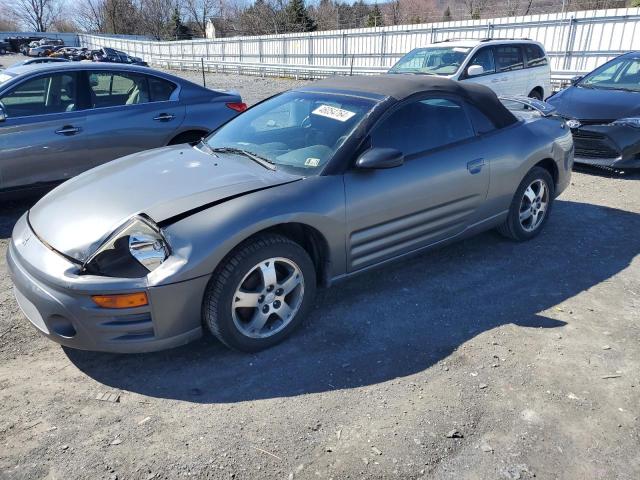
[179,92,242,137]
[482,118,572,217]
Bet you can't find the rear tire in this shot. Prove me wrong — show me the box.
[497,167,555,241]
[203,234,316,352]
[168,130,208,146]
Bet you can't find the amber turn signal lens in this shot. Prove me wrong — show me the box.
[91,292,148,309]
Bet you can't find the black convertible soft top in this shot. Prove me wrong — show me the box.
[306,74,518,129]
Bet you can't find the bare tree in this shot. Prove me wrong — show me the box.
[75,0,107,32]
[0,2,21,30]
[139,0,174,39]
[184,0,221,37]
[460,0,490,19]
[104,0,141,34]
[8,0,63,31]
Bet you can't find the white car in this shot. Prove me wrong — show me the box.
[388,39,552,100]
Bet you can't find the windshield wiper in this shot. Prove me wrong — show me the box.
[209,147,276,171]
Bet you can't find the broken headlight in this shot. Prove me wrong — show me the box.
[83,215,170,277]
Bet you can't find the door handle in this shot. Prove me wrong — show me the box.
[55,126,81,135]
[467,158,485,174]
[153,113,175,121]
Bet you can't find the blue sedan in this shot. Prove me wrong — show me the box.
[0,62,246,194]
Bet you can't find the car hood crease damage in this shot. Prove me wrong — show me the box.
[27,144,301,263]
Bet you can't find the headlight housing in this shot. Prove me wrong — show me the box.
[610,117,640,128]
[83,215,170,277]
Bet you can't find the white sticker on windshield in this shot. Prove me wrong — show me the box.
[312,105,356,122]
[305,158,320,167]
[453,47,471,53]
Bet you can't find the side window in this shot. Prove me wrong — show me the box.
[524,44,548,68]
[494,46,524,72]
[371,97,474,156]
[88,72,150,107]
[466,104,496,135]
[148,76,177,102]
[466,48,495,75]
[0,73,77,118]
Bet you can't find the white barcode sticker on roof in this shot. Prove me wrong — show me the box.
[312,105,356,122]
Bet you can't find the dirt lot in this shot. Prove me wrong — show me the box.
[1,53,639,480]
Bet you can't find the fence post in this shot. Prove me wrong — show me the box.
[308,35,313,66]
[259,38,263,63]
[486,22,494,38]
[380,31,386,67]
[282,36,286,64]
[563,16,577,71]
[341,32,347,66]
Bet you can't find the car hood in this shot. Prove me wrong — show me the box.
[28,144,300,263]
[548,85,640,121]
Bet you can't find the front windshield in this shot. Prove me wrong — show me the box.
[580,56,640,92]
[389,46,472,76]
[205,91,375,173]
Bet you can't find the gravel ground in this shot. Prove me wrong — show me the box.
[1,53,639,480]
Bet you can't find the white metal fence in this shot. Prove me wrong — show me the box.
[78,7,640,84]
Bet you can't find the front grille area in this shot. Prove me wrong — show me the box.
[572,130,620,159]
[97,312,155,341]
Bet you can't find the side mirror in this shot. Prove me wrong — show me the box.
[0,105,6,122]
[467,65,484,77]
[570,75,583,85]
[356,148,404,169]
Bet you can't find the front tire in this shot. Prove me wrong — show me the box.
[203,234,316,352]
[528,88,543,100]
[497,167,554,241]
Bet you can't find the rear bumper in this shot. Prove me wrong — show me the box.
[7,214,208,353]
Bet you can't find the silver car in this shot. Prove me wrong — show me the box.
[0,62,245,194]
[8,75,573,353]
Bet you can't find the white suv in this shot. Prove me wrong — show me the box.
[388,39,551,100]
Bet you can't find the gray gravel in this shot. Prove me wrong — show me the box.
[1,53,639,480]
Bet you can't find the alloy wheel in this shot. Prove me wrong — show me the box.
[231,257,305,339]
[519,179,549,232]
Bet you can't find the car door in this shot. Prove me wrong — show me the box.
[459,46,504,94]
[81,69,186,169]
[493,45,528,96]
[343,95,491,272]
[0,71,88,191]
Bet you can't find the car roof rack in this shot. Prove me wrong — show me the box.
[433,37,483,43]
[479,37,533,42]
[433,37,532,44]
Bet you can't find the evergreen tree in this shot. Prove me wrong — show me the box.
[443,6,452,22]
[366,4,383,28]
[285,0,317,32]
[171,7,192,39]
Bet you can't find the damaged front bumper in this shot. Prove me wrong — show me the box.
[7,213,208,353]
[571,123,640,169]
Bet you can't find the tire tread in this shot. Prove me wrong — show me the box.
[203,233,303,350]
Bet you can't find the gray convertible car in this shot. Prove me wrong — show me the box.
[0,62,245,194]
[8,75,573,353]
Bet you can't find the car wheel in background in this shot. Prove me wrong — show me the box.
[203,234,317,352]
[168,130,208,145]
[528,88,543,100]
[497,166,555,241]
